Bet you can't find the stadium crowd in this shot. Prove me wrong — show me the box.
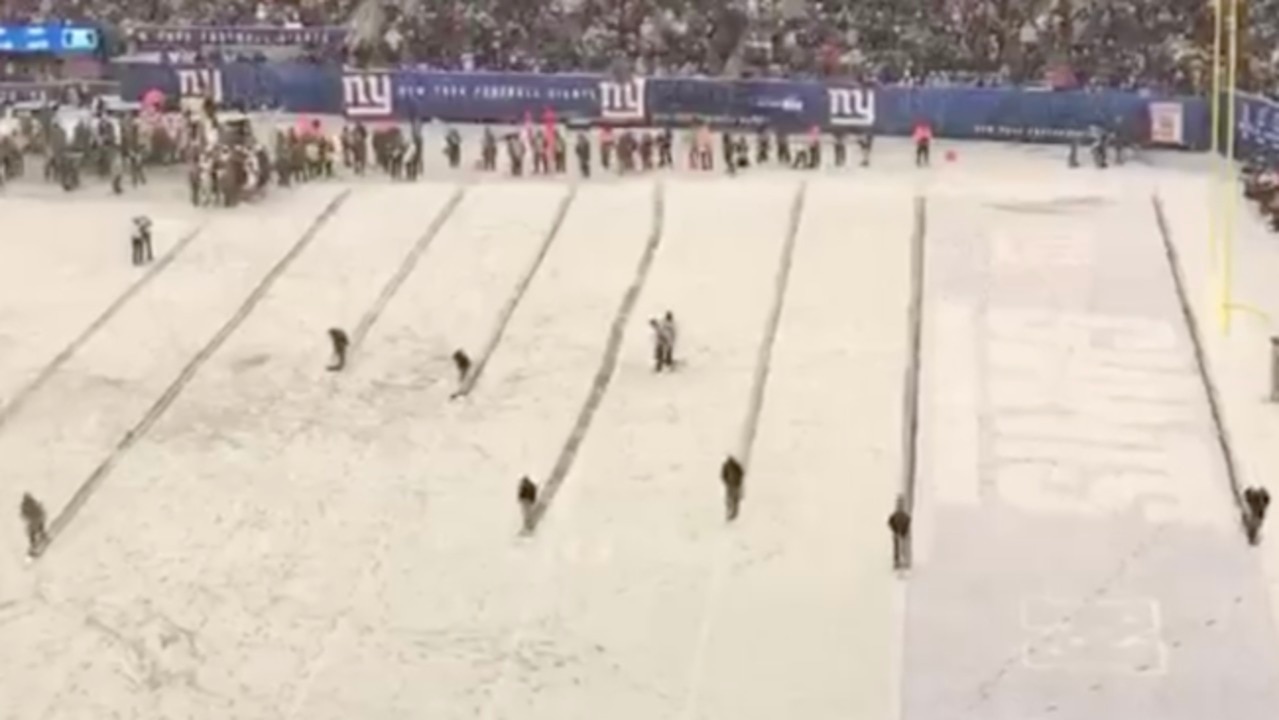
[0,0,1274,95]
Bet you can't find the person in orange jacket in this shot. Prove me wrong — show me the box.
[912,121,932,167]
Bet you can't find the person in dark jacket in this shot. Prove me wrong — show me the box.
[889,495,912,569]
[327,328,350,372]
[1245,486,1272,544]
[452,349,472,383]
[721,455,744,521]
[20,492,47,557]
[858,131,874,167]
[444,127,462,169]
[518,476,538,531]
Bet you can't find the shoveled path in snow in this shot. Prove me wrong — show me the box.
[0,184,458,719]
[282,181,657,719]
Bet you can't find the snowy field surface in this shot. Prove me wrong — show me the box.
[1,141,1277,720]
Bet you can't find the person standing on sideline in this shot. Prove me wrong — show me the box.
[912,121,932,167]
[806,124,821,169]
[889,495,912,569]
[575,132,591,178]
[518,476,538,532]
[858,131,874,167]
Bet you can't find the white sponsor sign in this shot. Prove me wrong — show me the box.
[1148,101,1184,146]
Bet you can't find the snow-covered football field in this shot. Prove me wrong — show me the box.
[2,141,1279,720]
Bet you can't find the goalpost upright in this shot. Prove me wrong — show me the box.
[1210,0,1241,335]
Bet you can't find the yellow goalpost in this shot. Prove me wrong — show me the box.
[1210,0,1241,335]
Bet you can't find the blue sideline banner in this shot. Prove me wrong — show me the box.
[645,77,828,130]
[111,62,1214,150]
[127,25,347,50]
[383,71,640,123]
[870,86,1156,143]
[116,62,342,112]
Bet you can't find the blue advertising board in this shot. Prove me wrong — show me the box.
[644,77,828,130]
[117,62,342,112]
[0,24,99,54]
[387,71,618,123]
[111,62,1216,151]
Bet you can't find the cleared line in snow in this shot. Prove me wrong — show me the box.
[1150,193,1247,530]
[736,180,807,468]
[0,223,206,433]
[679,181,806,720]
[678,527,733,720]
[453,184,578,398]
[31,190,352,559]
[902,195,926,510]
[349,186,466,353]
[526,182,663,531]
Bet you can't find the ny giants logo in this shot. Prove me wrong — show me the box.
[176,68,223,104]
[342,73,394,118]
[599,78,646,122]
[827,87,875,128]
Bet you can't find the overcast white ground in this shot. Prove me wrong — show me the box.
[1,140,1277,720]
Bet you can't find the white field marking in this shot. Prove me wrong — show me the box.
[888,559,907,720]
[679,182,806,720]
[283,521,392,720]
[1019,595,1168,676]
[476,451,595,720]
[677,529,734,720]
[478,183,661,720]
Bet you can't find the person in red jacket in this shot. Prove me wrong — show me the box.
[912,121,933,167]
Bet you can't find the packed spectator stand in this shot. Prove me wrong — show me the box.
[0,0,1272,97]
[3,0,1279,236]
